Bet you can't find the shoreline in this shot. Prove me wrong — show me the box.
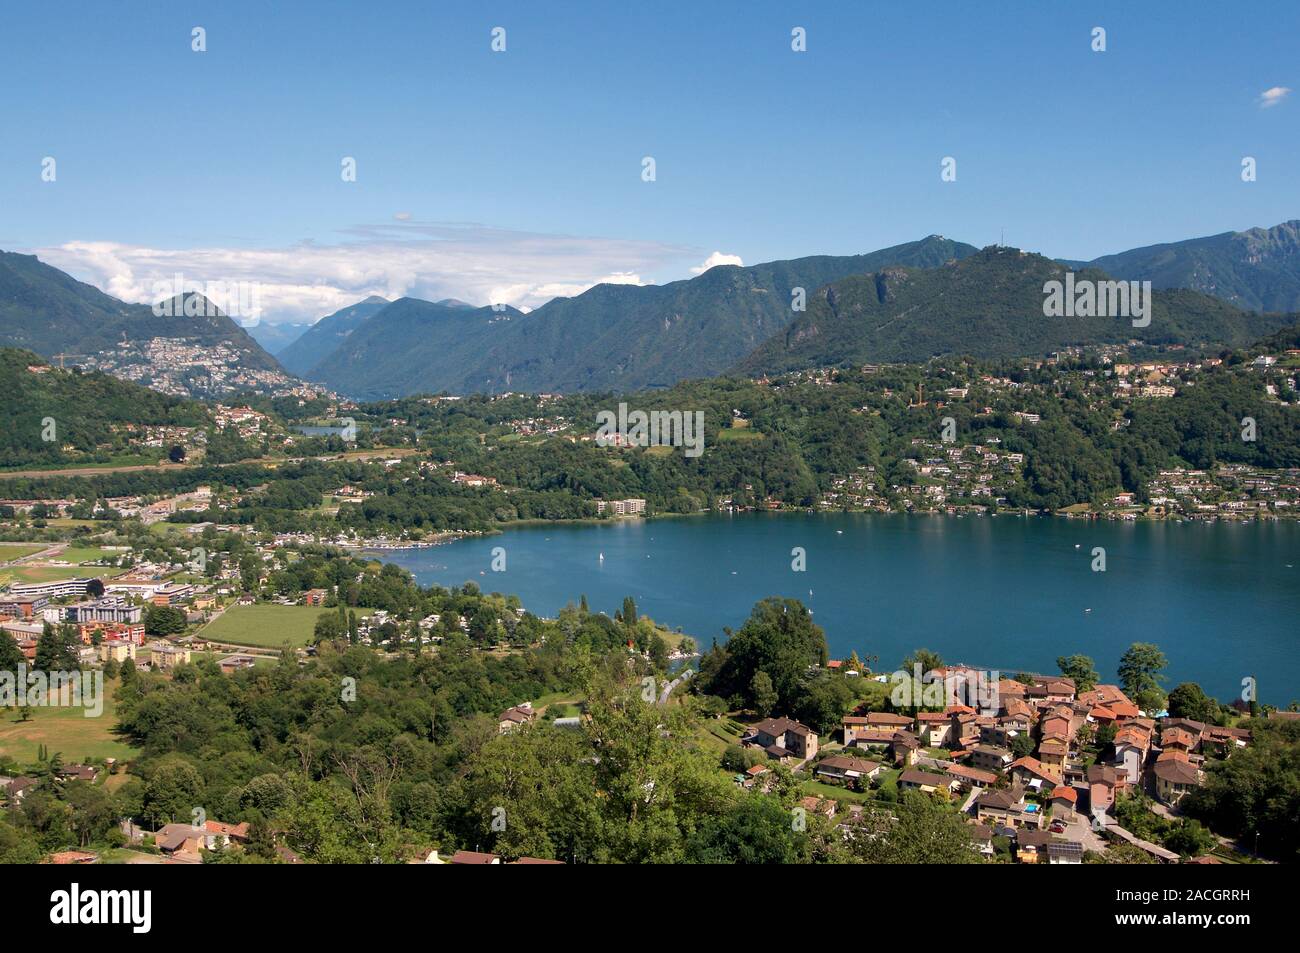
[369,506,1298,556]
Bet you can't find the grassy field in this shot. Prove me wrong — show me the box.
[0,564,116,586]
[801,778,872,805]
[874,767,903,798]
[0,452,163,475]
[147,522,190,538]
[201,603,371,647]
[533,690,585,712]
[0,543,46,562]
[0,680,138,765]
[57,545,121,565]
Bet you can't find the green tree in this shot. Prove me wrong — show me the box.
[850,791,980,864]
[701,597,828,715]
[0,823,42,864]
[141,758,205,826]
[902,648,944,676]
[1182,721,1300,862]
[1167,682,1219,724]
[143,604,187,637]
[313,612,345,644]
[240,773,294,817]
[64,782,120,847]
[720,744,760,773]
[239,554,261,593]
[0,630,24,673]
[1117,642,1167,710]
[1009,733,1036,759]
[33,623,79,672]
[793,674,854,736]
[1056,654,1099,693]
[1165,819,1215,857]
[686,795,804,863]
[1091,843,1157,864]
[750,671,778,718]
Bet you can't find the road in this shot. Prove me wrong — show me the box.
[658,670,692,704]
[0,447,419,481]
[1060,810,1107,852]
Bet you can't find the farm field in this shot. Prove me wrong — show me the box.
[0,679,138,765]
[201,603,372,647]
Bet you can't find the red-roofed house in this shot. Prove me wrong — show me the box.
[1007,756,1055,791]
[1050,785,1078,815]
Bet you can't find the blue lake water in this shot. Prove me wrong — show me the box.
[383,513,1300,702]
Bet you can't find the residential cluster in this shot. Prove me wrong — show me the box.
[78,338,300,398]
[731,668,1260,864]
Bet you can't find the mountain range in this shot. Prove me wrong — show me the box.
[2,220,1298,400]
[1067,220,1300,314]
[277,295,391,376]
[302,224,1300,397]
[310,236,979,398]
[736,247,1292,375]
[247,320,314,357]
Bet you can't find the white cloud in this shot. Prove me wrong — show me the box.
[487,272,645,307]
[33,223,695,325]
[690,251,744,274]
[1258,86,1291,108]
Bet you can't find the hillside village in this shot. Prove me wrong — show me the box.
[795,346,1300,519]
[78,338,301,399]
[724,668,1270,864]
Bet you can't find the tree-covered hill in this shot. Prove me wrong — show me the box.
[311,297,527,398]
[6,322,1298,519]
[737,247,1294,376]
[277,295,390,376]
[1075,220,1300,314]
[0,348,211,468]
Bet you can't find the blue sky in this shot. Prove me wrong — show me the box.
[1,0,1296,322]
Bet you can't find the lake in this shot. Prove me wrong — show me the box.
[383,512,1300,702]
